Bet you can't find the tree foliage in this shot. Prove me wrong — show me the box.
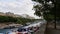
[0,16,36,24]
[0,16,17,22]
[32,0,58,21]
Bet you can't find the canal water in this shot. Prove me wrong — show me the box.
[0,28,18,34]
[0,20,46,34]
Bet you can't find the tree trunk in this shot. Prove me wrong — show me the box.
[54,16,56,29]
[54,0,56,29]
[54,22,56,29]
[44,21,49,34]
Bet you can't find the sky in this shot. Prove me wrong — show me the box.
[0,0,40,19]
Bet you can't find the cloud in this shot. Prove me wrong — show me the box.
[0,0,40,19]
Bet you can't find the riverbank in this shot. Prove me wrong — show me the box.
[0,23,22,29]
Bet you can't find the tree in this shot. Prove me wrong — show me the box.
[32,0,58,29]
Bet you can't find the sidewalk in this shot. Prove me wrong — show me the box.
[45,23,60,34]
[45,28,60,34]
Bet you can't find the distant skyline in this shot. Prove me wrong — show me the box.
[0,0,40,19]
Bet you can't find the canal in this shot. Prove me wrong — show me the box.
[0,28,18,34]
[0,20,46,34]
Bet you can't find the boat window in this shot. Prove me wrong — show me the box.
[22,29,27,31]
[17,29,22,32]
[17,28,27,32]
